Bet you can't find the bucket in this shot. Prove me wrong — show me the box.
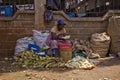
[59,43,72,62]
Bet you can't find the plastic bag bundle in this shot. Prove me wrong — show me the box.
[15,37,34,55]
[32,30,50,48]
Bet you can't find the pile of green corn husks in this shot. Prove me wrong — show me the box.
[14,51,65,68]
[13,51,97,70]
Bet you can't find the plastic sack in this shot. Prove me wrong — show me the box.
[14,37,34,55]
[32,30,50,48]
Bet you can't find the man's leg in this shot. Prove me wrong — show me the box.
[51,40,58,57]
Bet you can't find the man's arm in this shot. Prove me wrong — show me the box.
[51,32,58,40]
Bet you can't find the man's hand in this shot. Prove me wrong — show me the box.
[51,32,58,40]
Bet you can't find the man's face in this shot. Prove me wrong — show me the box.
[57,25,65,30]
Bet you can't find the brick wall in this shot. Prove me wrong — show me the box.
[0,11,35,57]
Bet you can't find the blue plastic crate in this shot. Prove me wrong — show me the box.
[0,6,5,15]
[5,6,12,17]
[0,6,12,17]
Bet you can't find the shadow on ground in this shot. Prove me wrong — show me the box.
[98,57,120,67]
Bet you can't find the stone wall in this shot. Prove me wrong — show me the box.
[0,10,35,57]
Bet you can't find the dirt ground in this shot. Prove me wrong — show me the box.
[0,57,120,80]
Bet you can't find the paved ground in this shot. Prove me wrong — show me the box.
[0,58,120,80]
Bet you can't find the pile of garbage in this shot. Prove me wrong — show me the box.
[15,37,35,55]
[14,31,111,70]
[14,51,65,68]
[14,50,96,70]
[72,32,111,58]
[14,30,50,55]
[72,39,100,59]
[32,30,49,48]
[65,56,95,70]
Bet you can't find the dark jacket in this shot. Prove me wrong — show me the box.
[46,0,61,10]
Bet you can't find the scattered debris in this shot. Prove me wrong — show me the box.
[99,78,116,80]
[72,32,111,59]
[72,39,100,59]
[109,54,117,58]
[4,57,9,61]
[65,56,95,70]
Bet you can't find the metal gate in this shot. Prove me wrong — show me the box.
[0,0,34,17]
[60,0,120,17]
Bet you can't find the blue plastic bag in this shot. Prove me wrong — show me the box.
[28,44,40,53]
